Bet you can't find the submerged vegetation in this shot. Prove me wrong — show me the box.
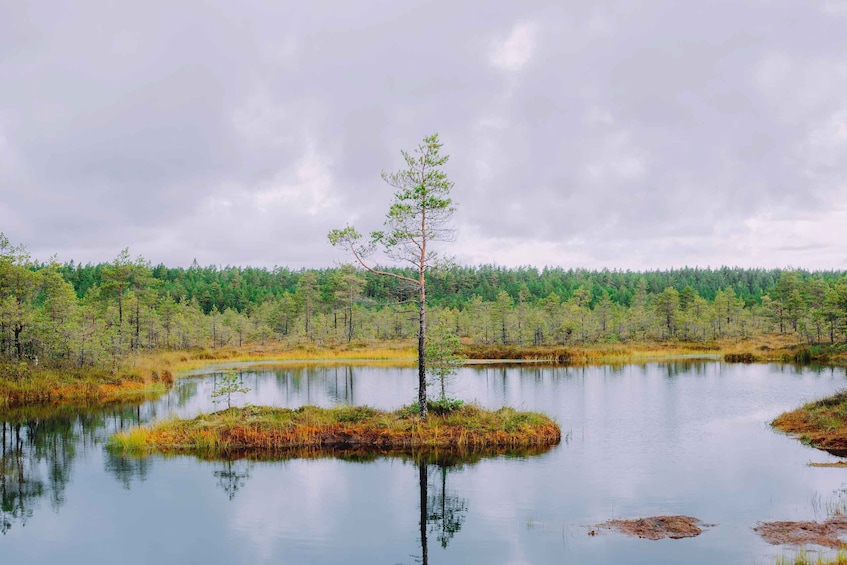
[772,391,847,452]
[108,404,561,456]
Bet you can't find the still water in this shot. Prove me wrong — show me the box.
[2,361,847,564]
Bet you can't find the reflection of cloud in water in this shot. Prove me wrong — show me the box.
[228,461,354,562]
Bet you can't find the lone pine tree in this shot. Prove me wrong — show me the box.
[328,133,456,418]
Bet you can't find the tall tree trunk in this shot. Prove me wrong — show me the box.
[13,323,23,359]
[418,281,427,418]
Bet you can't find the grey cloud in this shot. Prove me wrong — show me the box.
[1,0,845,268]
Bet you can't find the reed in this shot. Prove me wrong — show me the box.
[775,549,847,565]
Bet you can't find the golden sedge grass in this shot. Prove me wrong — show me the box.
[108,404,561,456]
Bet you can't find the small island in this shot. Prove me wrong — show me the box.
[772,390,847,454]
[108,404,561,456]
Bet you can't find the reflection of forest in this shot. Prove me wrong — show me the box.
[1,417,77,534]
[270,365,357,405]
[0,404,148,534]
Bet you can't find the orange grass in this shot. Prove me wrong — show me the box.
[108,404,561,456]
[140,342,417,373]
[773,390,847,452]
[136,334,834,380]
[0,364,167,408]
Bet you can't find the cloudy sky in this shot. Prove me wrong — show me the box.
[1,1,846,270]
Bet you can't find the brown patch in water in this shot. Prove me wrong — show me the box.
[755,517,847,549]
[598,515,707,540]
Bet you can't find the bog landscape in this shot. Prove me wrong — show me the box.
[3,3,847,564]
[3,134,847,564]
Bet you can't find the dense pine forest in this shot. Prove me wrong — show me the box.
[2,234,847,371]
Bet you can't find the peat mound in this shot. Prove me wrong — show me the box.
[597,515,708,540]
[755,517,847,549]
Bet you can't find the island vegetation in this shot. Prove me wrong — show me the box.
[108,404,561,456]
[772,390,847,453]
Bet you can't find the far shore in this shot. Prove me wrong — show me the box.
[1,335,843,409]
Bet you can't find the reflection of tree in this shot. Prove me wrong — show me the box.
[214,459,252,500]
[1,423,43,534]
[174,380,198,408]
[662,360,709,378]
[104,450,152,490]
[327,366,355,405]
[427,465,467,548]
[416,457,469,564]
[272,366,356,406]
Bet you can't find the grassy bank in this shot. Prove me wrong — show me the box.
[0,362,170,408]
[463,336,847,365]
[108,404,561,456]
[0,342,414,408]
[146,334,844,375]
[4,335,844,409]
[772,391,847,452]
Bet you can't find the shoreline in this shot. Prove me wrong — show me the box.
[2,336,844,409]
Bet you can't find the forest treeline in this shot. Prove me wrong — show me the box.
[2,233,847,371]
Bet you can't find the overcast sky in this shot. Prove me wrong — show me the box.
[1,1,846,270]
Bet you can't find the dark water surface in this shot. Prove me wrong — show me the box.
[2,361,847,564]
